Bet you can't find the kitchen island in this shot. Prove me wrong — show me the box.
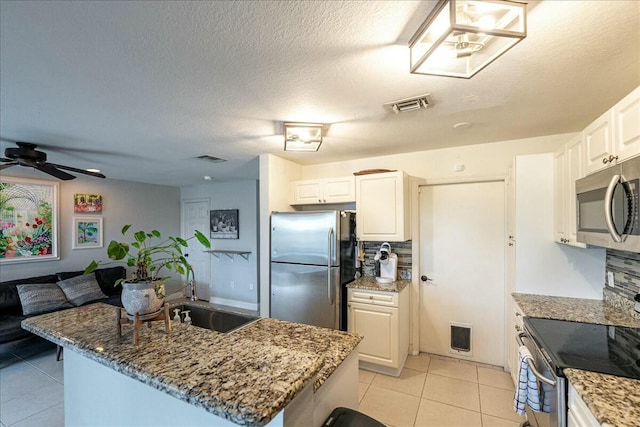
[21,303,361,427]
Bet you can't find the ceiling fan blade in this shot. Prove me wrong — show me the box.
[34,162,76,180]
[0,162,17,170]
[49,163,106,179]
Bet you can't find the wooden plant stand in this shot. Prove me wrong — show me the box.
[117,303,172,345]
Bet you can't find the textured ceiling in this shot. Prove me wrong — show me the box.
[1,0,639,186]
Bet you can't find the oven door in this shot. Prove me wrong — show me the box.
[517,326,566,427]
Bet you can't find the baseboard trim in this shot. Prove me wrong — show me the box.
[209,297,259,312]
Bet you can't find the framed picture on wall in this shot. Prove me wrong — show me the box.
[74,193,103,213]
[210,209,239,239]
[0,177,59,263]
[72,216,103,249]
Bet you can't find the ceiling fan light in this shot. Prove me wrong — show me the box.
[284,123,323,152]
[409,0,527,78]
[86,168,101,173]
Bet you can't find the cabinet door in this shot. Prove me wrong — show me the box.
[613,85,640,162]
[553,149,567,243]
[290,180,322,205]
[348,302,398,367]
[566,135,583,243]
[356,171,409,241]
[324,177,355,203]
[583,110,614,175]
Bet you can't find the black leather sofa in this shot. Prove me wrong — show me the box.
[0,267,125,350]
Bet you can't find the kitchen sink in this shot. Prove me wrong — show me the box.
[172,304,258,333]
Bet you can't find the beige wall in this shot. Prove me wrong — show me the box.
[301,133,572,181]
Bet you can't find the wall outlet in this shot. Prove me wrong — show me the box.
[230,280,235,289]
[607,271,615,288]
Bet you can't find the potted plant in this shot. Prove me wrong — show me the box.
[85,225,210,319]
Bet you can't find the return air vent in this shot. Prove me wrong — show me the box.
[385,93,434,114]
[196,155,226,163]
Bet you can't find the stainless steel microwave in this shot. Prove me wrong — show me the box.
[576,156,640,252]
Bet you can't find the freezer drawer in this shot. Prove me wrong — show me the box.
[271,262,341,329]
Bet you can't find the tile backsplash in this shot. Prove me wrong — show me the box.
[605,249,640,309]
[361,241,412,280]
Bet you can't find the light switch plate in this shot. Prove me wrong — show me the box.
[607,271,615,288]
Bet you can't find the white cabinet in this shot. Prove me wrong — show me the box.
[355,171,410,241]
[507,301,524,386]
[554,134,586,247]
[568,382,601,427]
[289,176,355,205]
[584,110,614,175]
[584,85,640,175]
[613,85,640,162]
[347,286,409,376]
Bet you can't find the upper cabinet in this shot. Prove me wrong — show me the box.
[356,171,410,241]
[584,85,640,175]
[554,134,586,247]
[289,176,355,205]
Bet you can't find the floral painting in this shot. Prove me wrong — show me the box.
[72,217,103,249]
[74,193,103,213]
[0,177,59,263]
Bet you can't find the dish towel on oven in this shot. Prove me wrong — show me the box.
[513,345,542,415]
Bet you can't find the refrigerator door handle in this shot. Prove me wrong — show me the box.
[328,227,334,305]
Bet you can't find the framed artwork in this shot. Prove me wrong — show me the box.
[74,193,103,213]
[0,177,59,263]
[210,209,239,239]
[72,217,103,249]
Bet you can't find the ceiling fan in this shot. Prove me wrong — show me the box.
[0,141,106,180]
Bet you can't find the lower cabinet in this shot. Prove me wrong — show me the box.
[568,382,601,427]
[347,286,409,376]
[508,301,524,386]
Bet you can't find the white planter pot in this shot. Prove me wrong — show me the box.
[120,281,165,320]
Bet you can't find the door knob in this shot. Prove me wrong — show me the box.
[421,275,430,282]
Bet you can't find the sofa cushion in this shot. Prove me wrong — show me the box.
[56,270,83,281]
[0,274,58,316]
[57,274,107,306]
[94,267,126,296]
[16,283,72,315]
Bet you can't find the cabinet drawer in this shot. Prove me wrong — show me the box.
[348,289,398,307]
[568,383,601,427]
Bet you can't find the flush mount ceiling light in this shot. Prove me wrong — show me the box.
[283,122,323,152]
[409,0,526,79]
[385,94,434,114]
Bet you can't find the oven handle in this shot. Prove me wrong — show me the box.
[516,331,558,386]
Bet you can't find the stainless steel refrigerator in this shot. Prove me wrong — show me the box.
[270,210,356,330]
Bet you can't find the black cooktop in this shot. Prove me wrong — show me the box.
[524,317,640,380]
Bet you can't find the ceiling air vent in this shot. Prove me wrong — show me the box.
[196,155,226,163]
[385,93,434,114]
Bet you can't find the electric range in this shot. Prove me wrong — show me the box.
[524,317,640,380]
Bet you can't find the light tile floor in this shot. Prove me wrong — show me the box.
[0,347,525,427]
[0,345,64,427]
[358,354,526,427]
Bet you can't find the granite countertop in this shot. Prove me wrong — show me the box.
[347,276,410,293]
[512,293,640,328]
[564,369,640,427]
[22,303,361,427]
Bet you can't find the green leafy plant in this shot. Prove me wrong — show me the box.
[84,225,211,289]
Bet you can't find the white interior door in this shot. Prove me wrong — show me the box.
[419,181,506,366]
[182,200,211,301]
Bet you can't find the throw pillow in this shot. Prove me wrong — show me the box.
[57,274,108,306]
[16,283,73,315]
